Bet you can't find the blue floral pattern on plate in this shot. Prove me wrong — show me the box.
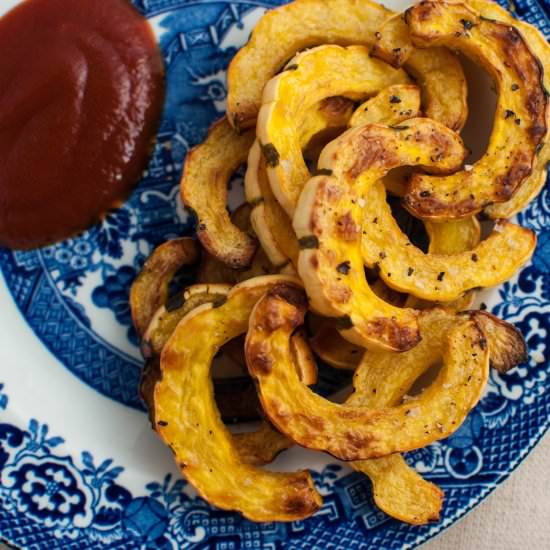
[0,0,549,548]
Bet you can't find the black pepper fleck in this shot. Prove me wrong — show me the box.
[336,261,351,275]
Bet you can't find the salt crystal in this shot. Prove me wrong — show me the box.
[464,164,473,171]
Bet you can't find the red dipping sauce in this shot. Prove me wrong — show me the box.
[0,0,165,249]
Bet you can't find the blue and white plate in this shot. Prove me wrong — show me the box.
[0,0,549,548]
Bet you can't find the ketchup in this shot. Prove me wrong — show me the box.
[0,0,165,249]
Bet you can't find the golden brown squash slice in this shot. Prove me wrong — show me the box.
[349,84,422,128]
[468,0,550,218]
[294,118,466,350]
[130,237,199,337]
[247,85,422,267]
[258,45,412,216]
[180,118,257,268]
[227,0,467,132]
[154,276,322,521]
[196,203,279,284]
[402,1,547,220]
[349,306,526,523]
[142,281,314,463]
[245,285,489,460]
[361,184,536,301]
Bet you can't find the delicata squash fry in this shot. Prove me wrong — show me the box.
[227,0,467,132]
[361,183,536,301]
[139,285,262,424]
[468,0,550,218]
[246,140,299,267]
[349,307,526,523]
[180,118,257,268]
[130,237,199,337]
[142,281,313,461]
[154,275,322,521]
[197,204,279,285]
[258,44,412,216]
[294,118,466,350]
[403,1,547,220]
[247,85,422,267]
[245,285,490,460]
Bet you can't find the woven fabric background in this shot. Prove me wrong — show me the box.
[422,432,550,549]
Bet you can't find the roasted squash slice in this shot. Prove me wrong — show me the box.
[402,1,547,220]
[180,118,257,268]
[467,0,550,218]
[155,276,322,521]
[349,84,421,128]
[196,203,279,284]
[247,85,422,267]
[294,119,466,350]
[361,182,536,301]
[143,280,316,464]
[258,45,412,216]
[227,0,467,132]
[245,285,489,460]
[139,285,261,424]
[246,140,299,267]
[130,237,199,337]
[472,310,527,373]
[349,306,526,522]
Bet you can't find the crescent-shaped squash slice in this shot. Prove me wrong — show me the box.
[155,275,322,521]
[130,237,199,337]
[143,281,316,464]
[402,1,547,220]
[196,204,279,285]
[351,85,430,199]
[294,118,466,350]
[247,85,422,267]
[246,140,300,267]
[139,285,261,424]
[245,285,489,461]
[227,0,467,132]
[472,310,527,373]
[180,118,257,268]
[258,45,412,216]
[467,0,550,218]
[361,182,536,301]
[349,306,526,523]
